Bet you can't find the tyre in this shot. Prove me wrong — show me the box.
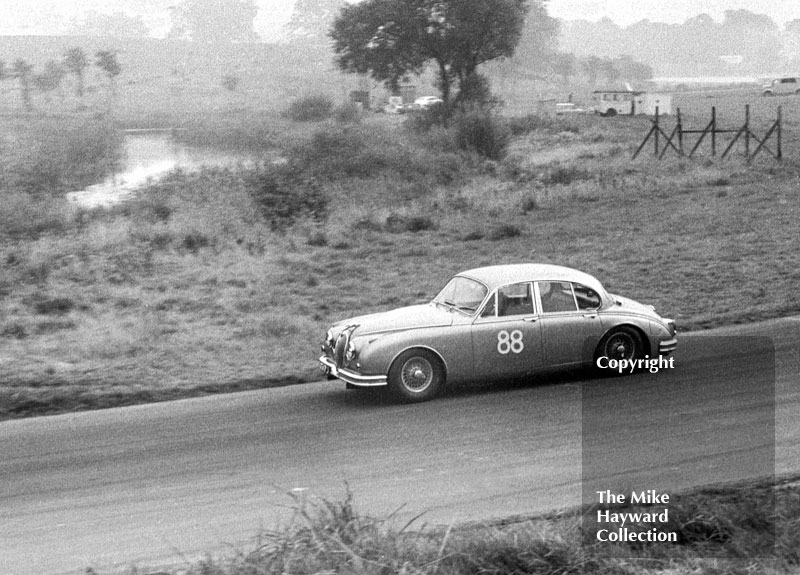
[762,91,774,97]
[604,108,618,117]
[596,327,644,373]
[388,349,444,402]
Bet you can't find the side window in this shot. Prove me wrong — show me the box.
[573,283,602,310]
[497,283,534,317]
[480,292,497,318]
[539,281,577,313]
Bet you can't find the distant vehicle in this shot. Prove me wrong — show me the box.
[413,96,444,109]
[555,102,591,115]
[761,77,800,96]
[319,264,677,402]
[383,96,407,114]
[592,90,673,116]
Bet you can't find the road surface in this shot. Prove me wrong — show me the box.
[2,317,798,575]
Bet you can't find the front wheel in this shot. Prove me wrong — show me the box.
[388,349,444,402]
[596,327,644,374]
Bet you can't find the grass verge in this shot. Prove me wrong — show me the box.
[99,475,799,575]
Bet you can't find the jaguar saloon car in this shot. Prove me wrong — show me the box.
[319,264,677,402]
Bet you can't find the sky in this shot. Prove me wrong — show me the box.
[2,0,800,39]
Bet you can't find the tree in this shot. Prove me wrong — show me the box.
[95,50,122,97]
[63,47,89,97]
[330,0,529,109]
[169,0,258,43]
[13,59,34,112]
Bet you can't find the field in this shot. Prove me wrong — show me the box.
[1,38,800,419]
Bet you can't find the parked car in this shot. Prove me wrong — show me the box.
[762,77,800,96]
[319,264,677,402]
[413,96,444,109]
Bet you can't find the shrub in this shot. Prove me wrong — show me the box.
[454,110,510,160]
[284,94,334,122]
[246,167,328,230]
[34,297,76,315]
[385,213,436,233]
[542,165,592,186]
[404,103,448,132]
[488,223,522,240]
[334,102,362,124]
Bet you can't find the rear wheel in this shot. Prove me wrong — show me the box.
[596,327,644,374]
[388,349,444,402]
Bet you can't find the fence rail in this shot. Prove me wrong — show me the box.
[633,105,782,162]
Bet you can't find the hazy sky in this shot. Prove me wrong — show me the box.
[2,0,800,39]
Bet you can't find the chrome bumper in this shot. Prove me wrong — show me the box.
[318,355,388,387]
[658,337,678,354]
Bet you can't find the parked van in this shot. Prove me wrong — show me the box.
[761,77,800,96]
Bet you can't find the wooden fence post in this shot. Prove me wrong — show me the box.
[711,107,716,156]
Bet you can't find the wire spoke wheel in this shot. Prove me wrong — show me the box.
[389,349,444,402]
[400,357,434,392]
[604,331,637,361]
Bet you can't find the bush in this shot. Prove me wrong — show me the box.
[404,103,448,132]
[488,223,522,240]
[542,165,592,186]
[284,94,334,122]
[454,110,510,160]
[246,167,328,230]
[385,213,437,233]
[334,102,362,124]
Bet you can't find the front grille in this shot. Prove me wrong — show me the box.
[334,332,348,368]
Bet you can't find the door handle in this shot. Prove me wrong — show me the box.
[583,313,597,319]
[522,317,538,322]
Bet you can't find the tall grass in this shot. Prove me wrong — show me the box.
[174,476,799,575]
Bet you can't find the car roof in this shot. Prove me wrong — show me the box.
[457,263,606,293]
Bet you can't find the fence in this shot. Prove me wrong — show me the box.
[633,105,782,162]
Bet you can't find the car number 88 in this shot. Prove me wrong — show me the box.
[497,329,524,354]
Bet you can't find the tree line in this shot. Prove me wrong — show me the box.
[0,48,121,112]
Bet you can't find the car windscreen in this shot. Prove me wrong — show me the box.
[433,276,488,314]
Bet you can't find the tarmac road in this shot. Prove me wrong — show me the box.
[1,317,798,575]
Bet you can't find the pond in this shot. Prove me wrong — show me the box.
[66,130,274,208]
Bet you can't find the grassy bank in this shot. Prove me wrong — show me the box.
[103,475,799,575]
[1,106,800,418]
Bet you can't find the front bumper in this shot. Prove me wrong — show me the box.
[319,355,388,387]
[658,337,678,354]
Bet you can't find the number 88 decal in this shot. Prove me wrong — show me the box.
[497,329,524,354]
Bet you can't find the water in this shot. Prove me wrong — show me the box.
[66,130,269,208]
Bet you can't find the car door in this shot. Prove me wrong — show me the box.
[471,282,543,381]
[536,281,604,368]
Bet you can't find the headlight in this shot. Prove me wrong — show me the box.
[345,340,357,362]
[325,330,334,348]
